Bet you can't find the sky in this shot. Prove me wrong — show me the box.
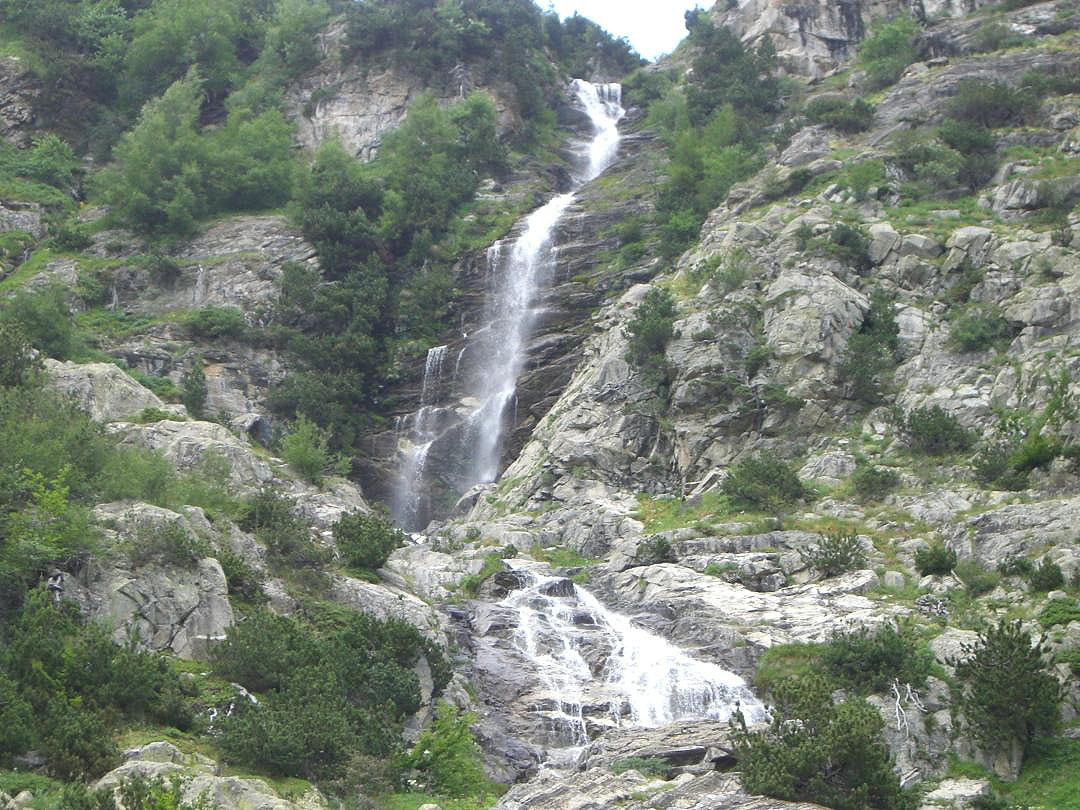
[546,0,707,61]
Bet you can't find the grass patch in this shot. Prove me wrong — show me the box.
[753,642,826,696]
[531,546,601,569]
[634,492,737,534]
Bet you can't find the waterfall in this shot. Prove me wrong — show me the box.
[393,345,449,527]
[502,569,767,765]
[390,80,625,529]
[463,80,625,489]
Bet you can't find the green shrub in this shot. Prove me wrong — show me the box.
[46,222,93,251]
[952,620,1062,754]
[126,520,210,568]
[858,16,920,90]
[801,530,866,578]
[997,555,1035,578]
[217,548,267,604]
[838,288,899,404]
[68,775,214,810]
[334,510,403,572]
[956,559,1000,596]
[405,703,488,798]
[972,21,1025,53]
[642,536,675,564]
[0,284,75,360]
[180,362,207,418]
[915,544,958,576]
[1028,558,1065,593]
[1038,598,1080,629]
[183,306,247,339]
[851,465,900,501]
[805,96,875,133]
[722,455,809,512]
[624,288,678,392]
[947,80,1037,129]
[238,487,328,570]
[0,321,43,388]
[818,223,872,273]
[281,413,344,486]
[735,674,914,810]
[821,621,933,694]
[900,406,973,456]
[949,304,1013,352]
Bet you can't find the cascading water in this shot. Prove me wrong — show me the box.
[393,345,449,528]
[502,568,767,767]
[391,80,625,528]
[463,81,624,488]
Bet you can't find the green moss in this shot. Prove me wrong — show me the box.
[634,492,735,534]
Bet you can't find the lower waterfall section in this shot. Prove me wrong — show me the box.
[490,566,767,768]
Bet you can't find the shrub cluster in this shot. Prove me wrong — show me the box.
[0,592,193,777]
[735,674,914,810]
[952,620,1062,755]
[333,510,404,573]
[949,304,1013,353]
[801,530,866,578]
[838,288,899,404]
[211,608,450,779]
[915,544,958,576]
[899,406,973,456]
[805,96,875,133]
[822,621,933,695]
[858,16,920,89]
[850,465,901,501]
[624,288,678,393]
[722,455,809,513]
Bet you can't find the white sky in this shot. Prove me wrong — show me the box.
[546,1,706,61]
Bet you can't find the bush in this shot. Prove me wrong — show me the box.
[915,544,958,576]
[818,223,872,273]
[801,530,866,578]
[850,465,900,501]
[956,559,1000,596]
[0,321,43,388]
[805,96,875,133]
[822,620,933,694]
[722,455,809,512]
[624,288,677,392]
[900,406,973,456]
[126,520,209,568]
[838,288,899,404]
[184,306,247,339]
[217,548,266,604]
[1028,558,1065,593]
[858,16,919,89]
[238,487,328,570]
[404,703,487,798]
[952,620,1062,754]
[1038,598,1080,630]
[997,555,1035,579]
[735,674,914,810]
[333,510,404,572]
[0,284,75,360]
[949,304,1012,352]
[611,756,673,779]
[281,413,343,486]
[947,80,1037,129]
[180,362,207,418]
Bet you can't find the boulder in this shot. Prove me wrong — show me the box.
[44,359,176,423]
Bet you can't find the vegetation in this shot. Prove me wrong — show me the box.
[838,288,899,404]
[280,413,346,485]
[804,96,875,133]
[821,621,932,695]
[858,16,920,89]
[899,406,973,456]
[850,464,900,501]
[951,620,1062,755]
[915,544,958,576]
[735,674,915,810]
[403,703,493,799]
[722,455,808,512]
[624,288,678,393]
[800,530,866,578]
[212,606,450,779]
[333,510,404,573]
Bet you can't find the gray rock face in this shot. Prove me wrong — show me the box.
[59,503,235,659]
[0,201,44,239]
[496,768,828,810]
[945,496,1080,565]
[710,0,994,78]
[96,743,326,809]
[44,359,176,422]
[0,57,38,146]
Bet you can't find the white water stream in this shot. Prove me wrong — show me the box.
[503,568,767,766]
[392,81,625,527]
